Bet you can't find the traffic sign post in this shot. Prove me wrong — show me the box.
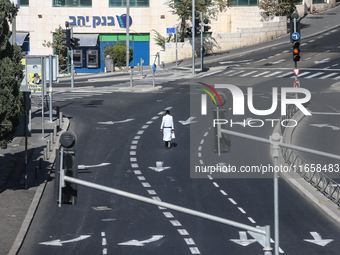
[166,27,178,66]
[152,64,156,87]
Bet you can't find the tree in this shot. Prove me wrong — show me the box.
[42,25,68,73]
[165,0,233,42]
[0,0,23,149]
[259,0,299,18]
[104,43,133,69]
[151,29,174,51]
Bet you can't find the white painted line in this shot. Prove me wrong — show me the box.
[255,58,266,63]
[290,71,310,78]
[142,182,151,187]
[102,219,116,222]
[228,198,237,205]
[130,145,137,150]
[141,125,149,129]
[207,175,213,180]
[103,248,107,255]
[219,70,236,76]
[134,136,141,140]
[248,217,256,223]
[101,232,106,237]
[147,190,157,195]
[319,73,338,79]
[204,132,208,137]
[134,170,142,174]
[220,190,227,195]
[137,176,146,181]
[130,158,137,162]
[198,153,202,157]
[277,72,292,78]
[131,163,139,168]
[240,71,257,77]
[238,207,246,214]
[158,111,165,115]
[190,247,201,254]
[137,130,144,135]
[308,40,315,42]
[131,140,138,144]
[199,160,204,164]
[164,107,173,110]
[170,220,182,226]
[102,238,107,245]
[152,196,161,201]
[200,70,223,78]
[198,146,202,151]
[146,121,153,124]
[333,76,340,80]
[213,182,219,187]
[163,212,174,218]
[252,71,270,77]
[228,70,245,76]
[178,229,189,235]
[152,116,159,120]
[184,238,196,245]
[317,36,323,39]
[200,139,204,144]
[300,43,307,46]
[130,151,136,155]
[264,71,283,77]
[305,72,324,79]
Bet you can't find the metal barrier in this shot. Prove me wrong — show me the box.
[280,106,340,206]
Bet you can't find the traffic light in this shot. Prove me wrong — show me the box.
[186,27,192,37]
[70,37,80,49]
[293,41,300,62]
[55,131,78,205]
[62,29,70,49]
[194,27,201,36]
[203,18,211,32]
[194,11,201,36]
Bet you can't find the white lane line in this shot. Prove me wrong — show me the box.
[163,212,174,218]
[252,71,270,77]
[300,43,307,46]
[317,36,323,39]
[319,72,338,79]
[142,182,151,187]
[282,50,289,53]
[200,139,204,144]
[141,125,149,129]
[219,70,236,76]
[101,232,105,237]
[131,163,139,168]
[147,190,157,195]
[134,170,142,174]
[137,130,144,135]
[200,70,223,78]
[130,145,137,150]
[146,121,153,124]
[170,220,182,226]
[203,132,208,137]
[305,72,324,79]
[228,198,237,205]
[190,247,201,254]
[334,76,340,80]
[103,248,107,254]
[185,238,196,245]
[255,58,266,63]
[130,151,136,155]
[207,175,213,180]
[264,71,283,77]
[131,140,138,144]
[277,72,292,78]
[198,146,202,151]
[198,153,202,157]
[228,70,245,76]
[102,238,107,245]
[308,39,315,42]
[238,207,246,214]
[240,71,257,77]
[152,116,159,120]
[213,182,219,187]
[248,217,256,223]
[290,71,310,78]
[137,176,146,181]
[199,160,204,164]
[152,196,161,201]
[220,190,227,195]
[164,107,173,110]
[178,229,189,235]
[130,158,137,162]
[158,111,165,115]
[134,136,141,140]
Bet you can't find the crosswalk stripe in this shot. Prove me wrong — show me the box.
[318,73,338,79]
[228,71,245,76]
[289,72,311,78]
[334,76,340,80]
[264,71,283,77]
[252,71,270,77]
[305,72,324,79]
[277,72,292,78]
[240,71,257,77]
[219,70,236,76]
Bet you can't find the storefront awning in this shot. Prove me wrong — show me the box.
[9,32,29,46]
[74,34,99,47]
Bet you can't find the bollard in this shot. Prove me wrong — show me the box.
[54,125,57,138]
[56,106,60,119]
[35,166,39,179]
[47,140,50,153]
[137,63,140,72]
[59,111,63,124]
[50,132,54,145]
[43,148,47,161]
[56,119,60,129]
[39,158,43,171]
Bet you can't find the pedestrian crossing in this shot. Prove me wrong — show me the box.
[200,69,340,80]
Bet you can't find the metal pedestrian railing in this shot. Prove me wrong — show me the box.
[280,105,340,206]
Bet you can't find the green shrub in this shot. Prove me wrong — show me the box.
[104,43,133,68]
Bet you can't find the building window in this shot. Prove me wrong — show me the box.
[313,0,327,3]
[53,0,92,7]
[233,0,258,6]
[20,0,29,6]
[109,0,149,7]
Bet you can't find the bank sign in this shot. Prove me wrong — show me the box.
[69,14,132,28]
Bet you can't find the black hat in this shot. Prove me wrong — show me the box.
[33,73,40,78]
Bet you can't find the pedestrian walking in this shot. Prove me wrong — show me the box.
[160,110,174,148]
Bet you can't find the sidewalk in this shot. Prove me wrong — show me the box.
[0,4,340,255]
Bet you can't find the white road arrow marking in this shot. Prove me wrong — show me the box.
[314,58,330,64]
[98,119,134,125]
[309,124,339,130]
[179,117,197,125]
[39,235,91,246]
[230,231,256,247]
[118,235,164,246]
[78,163,111,169]
[149,161,171,172]
[304,232,333,246]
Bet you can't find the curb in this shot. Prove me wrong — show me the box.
[272,112,340,227]
[8,117,70,255]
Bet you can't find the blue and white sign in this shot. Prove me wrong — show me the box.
[166,27,176,34]
[152,64,157,72]
[292,32,300,41]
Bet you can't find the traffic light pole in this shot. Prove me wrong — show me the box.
[192,0,195,74]
[70,27,74,89]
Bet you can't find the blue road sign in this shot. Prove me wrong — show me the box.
[152,64,156,72]
[166,27,176,34]
[292,32,300,41]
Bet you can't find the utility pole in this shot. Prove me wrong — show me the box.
[126,0,130,71]
[192,0,195,74]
